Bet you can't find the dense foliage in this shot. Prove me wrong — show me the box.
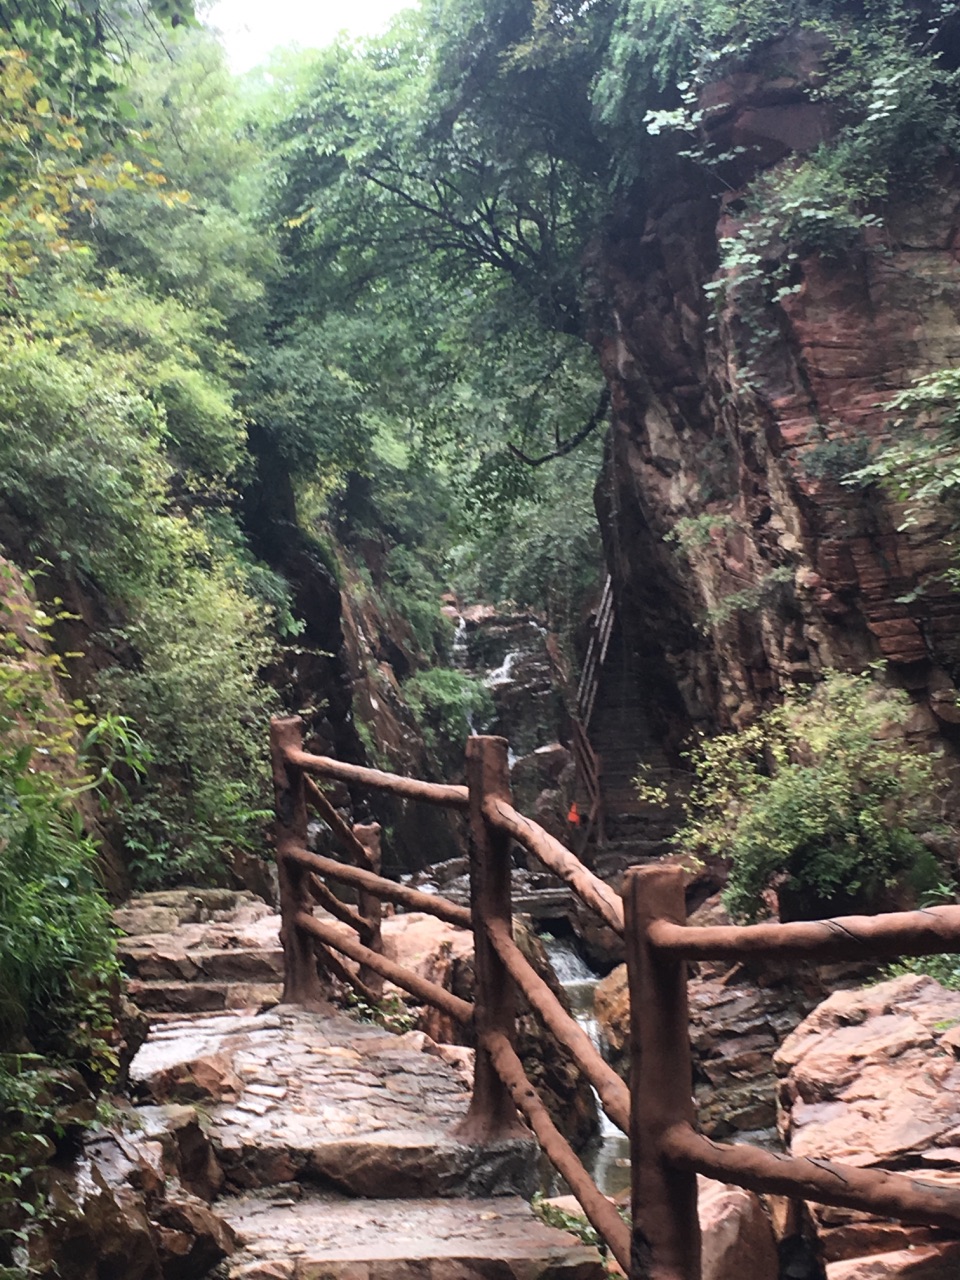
[649,671,944,921]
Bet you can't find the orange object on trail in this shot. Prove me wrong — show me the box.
[567,802,580,825]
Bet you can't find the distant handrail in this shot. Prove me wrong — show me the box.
[570,575,614,850]
[576,574,615,729]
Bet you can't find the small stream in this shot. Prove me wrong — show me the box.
[541,935,631,1198]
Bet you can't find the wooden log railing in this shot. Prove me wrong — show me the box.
[626,865,960,1279]
[269,715,960,1280]
[270,716,632,1274]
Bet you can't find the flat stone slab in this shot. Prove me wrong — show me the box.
[130,1008,538,1199]
[224,1190,607,1279]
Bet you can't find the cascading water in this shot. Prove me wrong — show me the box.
[451,616,481,736]
[485,649,519,688]
[541,935,630,1197]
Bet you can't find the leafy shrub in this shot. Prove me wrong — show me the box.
[664,670,945,922]
[0,573,121,1062]
[95,566,277,887]
[0,328,180,600]
[850,368,960,531]
[402,667,495,772]
[887,952,960,990]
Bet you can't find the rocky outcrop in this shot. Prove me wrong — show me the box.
[27,1116,237,1280]
[594,903,875,1145]
[590,31,960,778]
[776,974,960,1277]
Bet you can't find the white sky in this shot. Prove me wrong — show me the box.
[203,0,413,72]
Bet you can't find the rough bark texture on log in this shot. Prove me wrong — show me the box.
[663,1123,960,1232]
[482,797,624,935]
[271,717,329,1007]
[284,744,469,809]
[648,904,960,962]
[304,774,375,867]
[456,736,527,1143]
[307,872,372,941]
[285,845,471,928]
[625,866,701,1280]
[354,822,384,999]
[311,937,380,1007]
[482,1028,631,1274]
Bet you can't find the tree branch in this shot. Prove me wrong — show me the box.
[508,386,610,467]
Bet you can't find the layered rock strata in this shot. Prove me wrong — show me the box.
[591,33,960,772]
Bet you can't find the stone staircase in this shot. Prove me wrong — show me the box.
[585,619,687,859]
[116,889,285,1018]
[115,890,609,1279]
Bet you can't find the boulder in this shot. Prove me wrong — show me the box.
[143,1050,244,1105]
[698,1177,779,1280]
[544,1176,779,1280]
[826,1242,960,1279]
[29,1125,237,1280]
[777,975,960,1272]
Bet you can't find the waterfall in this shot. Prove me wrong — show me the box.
[541,935,630,1197]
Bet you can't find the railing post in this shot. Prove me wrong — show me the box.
[624,865,701,1280]
[455,734,526,1142]
[270,716,329,1007]
[353,822,384,1000]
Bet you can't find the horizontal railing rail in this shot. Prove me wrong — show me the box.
[626,865,960,1278]
[270,715,960,1280]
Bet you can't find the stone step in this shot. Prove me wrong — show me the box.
[129,1008,539,1201]
[126,978,282,1014]
[223,1189,607,1279]
[119,943,285,984]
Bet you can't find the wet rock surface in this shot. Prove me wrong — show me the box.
[30,1121,237,1280]
[45,887,608,1280]
[224,1190,606,1279]
[130,1007,538,1199]
[118,893,598,1151]
[117,890,284,1017]
[777,975,960,1277]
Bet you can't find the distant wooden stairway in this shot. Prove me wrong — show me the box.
[570,575,682,864]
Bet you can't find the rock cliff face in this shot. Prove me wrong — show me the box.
[590,34,960,773]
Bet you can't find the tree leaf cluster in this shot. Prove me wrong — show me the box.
[662,670,947,922]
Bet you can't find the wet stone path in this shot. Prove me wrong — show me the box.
[130,1007,537,1200]
[115,888,607,1278]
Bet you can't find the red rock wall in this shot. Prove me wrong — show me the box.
[590,44,960,772]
